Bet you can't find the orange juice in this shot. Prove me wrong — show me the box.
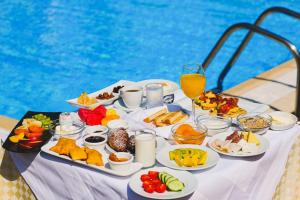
[180,74,206,99]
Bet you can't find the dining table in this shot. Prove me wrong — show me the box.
[1,81,299,200]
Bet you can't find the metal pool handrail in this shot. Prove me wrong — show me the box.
[201,23,300,117]
[223,7,300,76]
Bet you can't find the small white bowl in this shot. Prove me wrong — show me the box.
[108,152,133,171]
[269,111,297,131]
[107,119,129,130]
[197,115,231,136]
[84,125,109,135]
[83,134,107,152]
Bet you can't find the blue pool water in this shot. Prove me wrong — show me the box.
[1,1,300,119]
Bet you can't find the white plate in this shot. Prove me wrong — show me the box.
[129,167,198,199]
[113,98,146,113]
[156,144,219,171]
[106,136,168,154]
[41,141,143,177]
[136,79,179,96]
[208,132,269,157]
[177,97,270,116]
[66,80,135,109]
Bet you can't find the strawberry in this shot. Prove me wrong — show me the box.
[92,105,107,117]
[78,108,91,121]
[86,113,104,125]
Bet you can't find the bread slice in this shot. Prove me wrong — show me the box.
[153,113,171,124]
[172,113,189,124]
[144,108,168,123]
[164,111,183,125]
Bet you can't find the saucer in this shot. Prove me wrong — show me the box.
[113,98,146,113]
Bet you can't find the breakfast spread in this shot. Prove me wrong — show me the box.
[172,124,206,145]
[50,137,104,166]
[77,92,97,106]
[6,79,279,198]
[195,91,247,117]
[211,131,260,154]
[169,148,208,167]
[144,108,188,127]
[9,114,53,149]
[140,170,184,193]
[96,92,114,100]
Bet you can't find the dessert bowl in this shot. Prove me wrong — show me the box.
[108,152,133,171]
[84,125,109,135]
[237,112,271,135]
[269,111,297,131]
[171,122,207,145]
[50,120,85,140]
[196,115,231,136]
[83,134,107,152]
[107,119,129,130]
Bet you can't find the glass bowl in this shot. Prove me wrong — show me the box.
[171,122,207,145]
[50,120,85,140]
[237,112,271,135]
[196,115,232,136]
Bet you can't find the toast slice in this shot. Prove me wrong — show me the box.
[144,108,168,123]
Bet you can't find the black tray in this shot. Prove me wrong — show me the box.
[2,111,60,153]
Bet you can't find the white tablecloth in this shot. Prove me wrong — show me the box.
[1,87,300,200]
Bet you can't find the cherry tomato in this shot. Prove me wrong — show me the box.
[140,174,151,182]
[142,180,152,188]
[144,184,155,193]
[155,184,167,193]
[25,131,43,139]
[148,171,159,179]
[151,179,162,187]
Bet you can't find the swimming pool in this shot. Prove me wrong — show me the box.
[0,0,300,119]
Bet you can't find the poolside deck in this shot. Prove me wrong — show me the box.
[225,59,297,112]
[0,59,299,199]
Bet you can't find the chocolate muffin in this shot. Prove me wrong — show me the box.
[108,128,129,152]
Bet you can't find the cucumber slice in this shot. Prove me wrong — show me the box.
[164,175,172,183]
[160,173,167,182]
[166,177,178,185]
[167,180,185,192]
[158,172,163,180]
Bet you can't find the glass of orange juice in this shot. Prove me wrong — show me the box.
[180,64,206,122]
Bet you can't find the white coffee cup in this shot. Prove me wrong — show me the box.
[120,86,143,108]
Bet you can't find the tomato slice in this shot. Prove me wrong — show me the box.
[155,184,167,193]
[148,171,159,179]
[140,174,151,182]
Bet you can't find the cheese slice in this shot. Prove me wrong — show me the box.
[243,132,260,145]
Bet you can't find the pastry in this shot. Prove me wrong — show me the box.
[50,137,76,155]
[108,128,129,152]
[85,148,104,166]
[70,147,87,160]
